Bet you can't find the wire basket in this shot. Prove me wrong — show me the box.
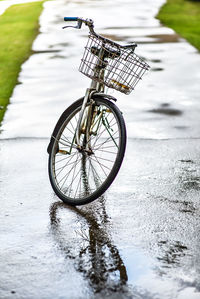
[79,33,150,94]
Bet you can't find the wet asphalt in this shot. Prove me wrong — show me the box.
[0,0,200,298]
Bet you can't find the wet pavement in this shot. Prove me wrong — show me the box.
[1,0,200,298]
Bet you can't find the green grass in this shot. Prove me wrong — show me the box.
[0,1,44,124]
[157,0,200,51]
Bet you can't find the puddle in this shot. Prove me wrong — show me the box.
[148,104,183,116]
[147,33,180,43]
[32,49,61,54]
[149,107,183,116]
[151,67,164,71]
[174,126,188,130]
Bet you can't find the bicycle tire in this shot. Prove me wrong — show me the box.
[48,96,126,206]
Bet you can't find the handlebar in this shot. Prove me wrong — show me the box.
[63,17,94,30]
[64,17,78,21]
[63,17,137,49]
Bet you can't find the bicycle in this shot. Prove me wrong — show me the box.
[47,17,150,206]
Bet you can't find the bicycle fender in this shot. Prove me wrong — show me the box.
[92,93,117,102]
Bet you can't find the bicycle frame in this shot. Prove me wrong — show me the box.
[75,45,108,151]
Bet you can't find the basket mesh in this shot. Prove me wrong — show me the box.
[79,33,150,94]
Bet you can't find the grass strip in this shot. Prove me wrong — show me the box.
[157,0,200,51]
[0,1,44,124]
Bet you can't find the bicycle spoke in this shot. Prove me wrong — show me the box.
[93,134,119,152]
[55,155,80,173]
[88,157,103,186]
[57,152,80,187]
[92,148,117,155]
[60,134,73,146]
[92,155,115,164]
[86,108,116,146]
[55,151,77,164]
[66,158,82,196]
[90,154,111,175]
[74,172,82,199]
[90,115,117,149]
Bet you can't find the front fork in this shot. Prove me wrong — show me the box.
[75,87,96,153]
[75,68,105,150]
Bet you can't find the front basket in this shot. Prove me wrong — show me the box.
[79,33,150,94]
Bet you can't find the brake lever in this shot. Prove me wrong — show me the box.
[62,19,82,30]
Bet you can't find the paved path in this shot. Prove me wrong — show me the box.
[0,0,200,298]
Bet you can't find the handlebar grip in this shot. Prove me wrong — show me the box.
[64,17,78,21]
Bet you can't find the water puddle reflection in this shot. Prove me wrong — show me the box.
[49,199,130,296]
[177,159,200,193]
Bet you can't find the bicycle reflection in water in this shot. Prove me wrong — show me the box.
[50,196,128,295]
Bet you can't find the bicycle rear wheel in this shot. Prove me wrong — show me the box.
[48,97,126,205]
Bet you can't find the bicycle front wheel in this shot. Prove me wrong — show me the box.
[48,97,126,205]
